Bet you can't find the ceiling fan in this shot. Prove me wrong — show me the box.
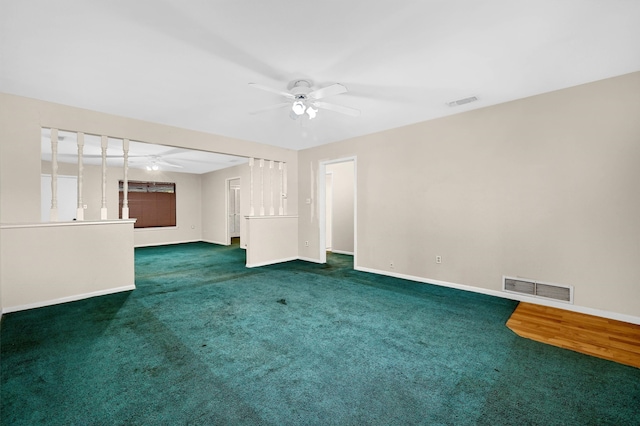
[128,155,183,171]
[59,153,184,171]
[249,80,360,120]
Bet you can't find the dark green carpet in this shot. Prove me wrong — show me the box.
[1,242,639,425]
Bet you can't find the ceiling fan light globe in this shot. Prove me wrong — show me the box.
[292,101,306,115]
[306,106,317,119]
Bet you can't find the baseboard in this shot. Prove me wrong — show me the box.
[297,256,325,264]
[246,256,298,268]
[2,284,136,314]
[201,239,229,246]
[330,250,354,255]
[354,266,640,326]
[202,239,247,249]
[134,239,200,248]
[500,292,640,325]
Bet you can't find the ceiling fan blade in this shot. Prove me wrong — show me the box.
[249,102,291,115]
[314,101,361,117]
[81,154,146,159]
[308,83,347,100]
[156,160,183,168]
[248,83,295,100]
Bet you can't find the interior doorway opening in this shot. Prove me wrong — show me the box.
[41,174,78,222]
[319,157,356,265]
[227,177,241,245]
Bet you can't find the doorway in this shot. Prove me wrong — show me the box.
[227,177,241,244]
[41,174,78,222]
[319,157,356,265]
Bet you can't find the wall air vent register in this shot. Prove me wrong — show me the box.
[503,276,573,304]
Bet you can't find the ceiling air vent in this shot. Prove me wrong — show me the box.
[503,276,573,303]
[447,96,478,107]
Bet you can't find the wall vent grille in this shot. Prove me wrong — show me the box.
[503,276,573,303]
[447,96,478,107]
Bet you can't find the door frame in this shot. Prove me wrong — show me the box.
[325,171,334,251]
[225,176,241,245]
[318,157,357,266]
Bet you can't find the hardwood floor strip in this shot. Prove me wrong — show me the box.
[506,302,640,369]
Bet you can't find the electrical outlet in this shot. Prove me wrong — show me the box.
[304,241,309,247]
[436,255,442,264]
[390,261,394,269]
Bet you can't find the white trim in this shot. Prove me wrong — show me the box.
[245,215,299,220]
[2,284,136,314]
[134,239,200,248]
[246,256,298,268]
[355,265,640,325]
[318,165,327,263]
[355,265,507,297]
[318,157,357,266]
[134,226,178,232]
[297,256,324,264]
[1,219,136,229]
[330,249,354,255]
[500,292,640,325]
[325,171,334,251]
[201,239,230,246]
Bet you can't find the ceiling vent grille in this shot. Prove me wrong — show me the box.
[447,96,478,107]
[503,276,573,303]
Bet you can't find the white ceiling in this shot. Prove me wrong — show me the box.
[2,0,640,151]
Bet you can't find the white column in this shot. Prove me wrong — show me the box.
[249,158,255,216]
[122,139,130,219]
[76,132,85,220]
[50,129,59,222]
[259,159,265,216]
[278,162,284,215]
[269,160,275,216]
[100,135,108,220]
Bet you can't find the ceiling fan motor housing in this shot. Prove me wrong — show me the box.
[291,80,312,97]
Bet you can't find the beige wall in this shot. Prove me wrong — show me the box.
[1,221,135,312]
[246,216,298,267]
[298,72,640,319]
[0,95,42,223]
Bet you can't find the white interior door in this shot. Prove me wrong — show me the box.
[228,178,241,238]
[41,174,78,222]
